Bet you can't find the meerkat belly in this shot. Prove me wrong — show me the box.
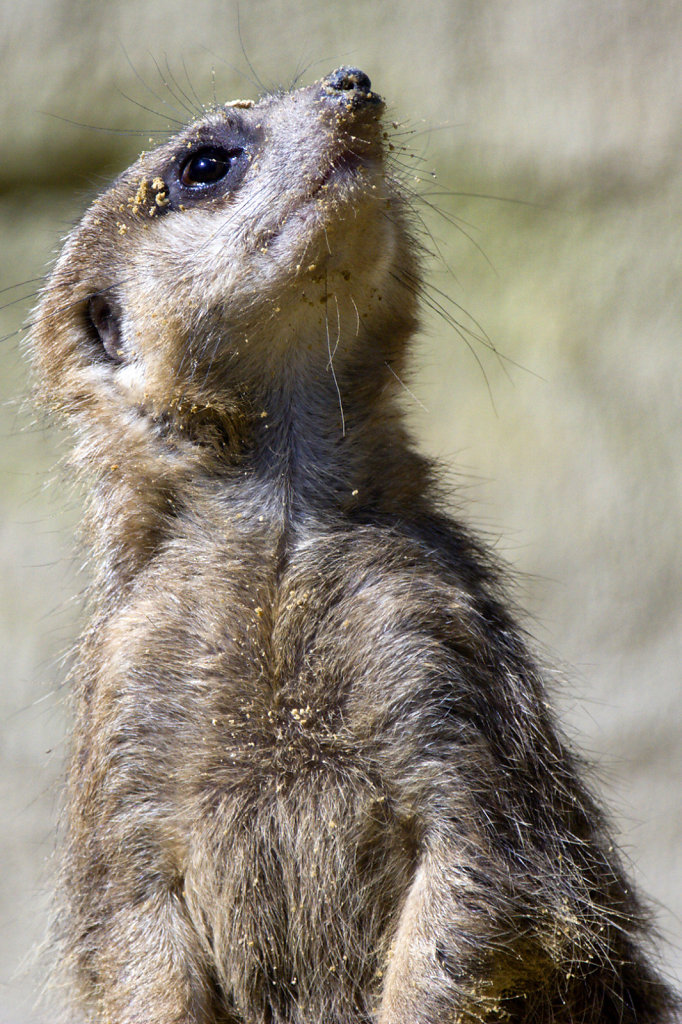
[183,760,411,1015]
[181,705,412,1013]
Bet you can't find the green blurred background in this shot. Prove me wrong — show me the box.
[1,1,680,1020]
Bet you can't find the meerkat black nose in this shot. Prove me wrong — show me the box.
[322,67,382,108]
[325,67,372,93]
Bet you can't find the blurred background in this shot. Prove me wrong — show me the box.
[0,0,680,1020]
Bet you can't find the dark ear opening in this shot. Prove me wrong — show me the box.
[86,294,124,364]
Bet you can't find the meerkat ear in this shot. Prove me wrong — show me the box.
[86,294,124,364]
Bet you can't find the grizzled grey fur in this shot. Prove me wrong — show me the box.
[30,67,678,1023]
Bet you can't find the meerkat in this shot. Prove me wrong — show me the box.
[30,67,678,1024]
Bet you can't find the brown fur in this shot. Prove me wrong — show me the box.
[31,68,678,1023]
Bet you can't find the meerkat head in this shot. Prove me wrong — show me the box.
[31,68,419,460]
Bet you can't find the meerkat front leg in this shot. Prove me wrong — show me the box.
[378,837,546,1024]
[71,887,220,1024]
[378,845,484,1024]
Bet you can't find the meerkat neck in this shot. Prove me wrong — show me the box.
[81,358,428,596]
[236,355,426,522]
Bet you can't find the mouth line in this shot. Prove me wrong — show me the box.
[312,148,369,195]
[258,152,382,250]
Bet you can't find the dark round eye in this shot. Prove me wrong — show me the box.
[179,146,244,187]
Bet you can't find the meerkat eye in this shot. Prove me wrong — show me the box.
[179,146,244,188]
[87,294,124,364]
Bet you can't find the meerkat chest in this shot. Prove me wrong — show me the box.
[91,516,452,785]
